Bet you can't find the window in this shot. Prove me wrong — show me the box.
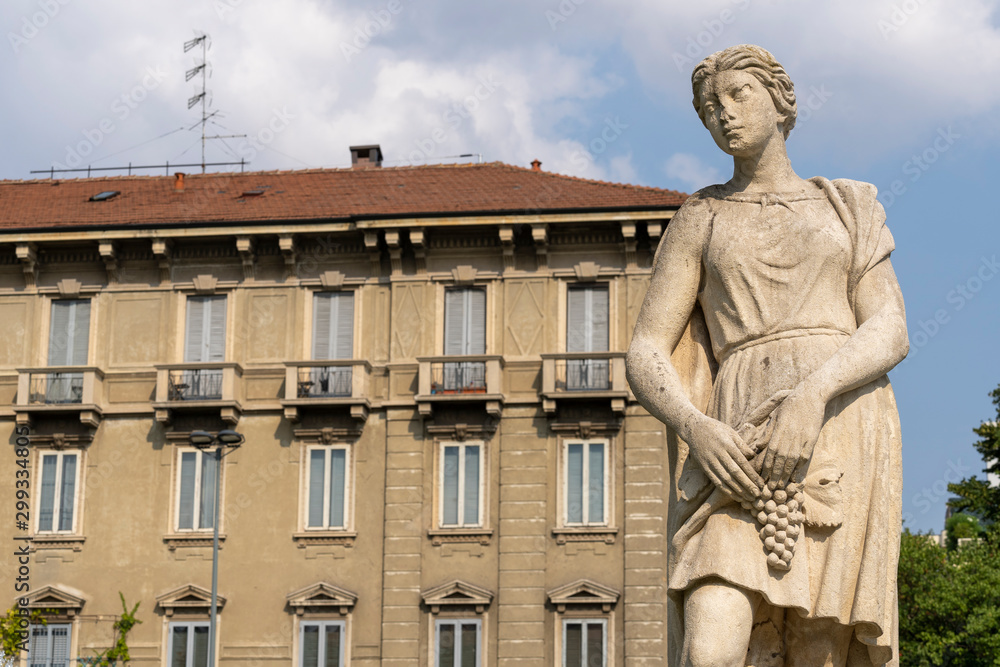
[563,619,606,667]
[168,622,210,667]
[181,295,227,399]
[441,288,486,392]
[28,623,71,667]
[45,299,90,403]
[36,451,79,533]
[176,449,217,531]
[306,446,350,530]
[566,286,609,390]
[300,620,345,667]
[308,292,355,397]
[435,619,480,667]
[439,442,482,528]
[563,440,608,526]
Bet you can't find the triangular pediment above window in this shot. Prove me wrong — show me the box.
[286,582,357,616]
[22,585,86,617]
[421,580,493,614]
[156,584,226,617]
[547,579,620,613]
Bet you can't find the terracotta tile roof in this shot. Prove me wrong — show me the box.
[0,162,687,232]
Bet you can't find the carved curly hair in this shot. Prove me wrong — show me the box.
[692,44,797,139]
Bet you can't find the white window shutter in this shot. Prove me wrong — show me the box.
[588,443,605,524]
[312,294,332,360]
[185,298,206,362]
[442,446,459,525]
[334,293,355,360]
[467,289,486,355]
[463,446,480,526]
[590,287,609,352]
[199,452,217,530]
[444,290,466,356]
[566,289,588,353]
[49,300,89,365]
[207,296,226,362]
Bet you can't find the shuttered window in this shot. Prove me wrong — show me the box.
[440,442,482,528]
[48,300,91,366]
[300,621,344,667]
[566,286,608,353]
[185,296,227,363]
[306,446,350,530]
[563,619,606,667]
[37,452,78,533]
[312,293,354,360]
[168,622,210,667]
[435,620,480,667]
[46,300,90,403]
[444,288,486,356]
[566,286,609,390]
[176,449,217,531]
[565,441,608,526]
[28,623,71,667]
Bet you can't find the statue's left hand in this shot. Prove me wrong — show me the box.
[760,387,827,487]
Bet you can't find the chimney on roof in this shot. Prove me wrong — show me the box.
[350,144,383,169]
[174,172,185,191]
[531,159,542,172]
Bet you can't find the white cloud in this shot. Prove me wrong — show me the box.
[663,152,721,192]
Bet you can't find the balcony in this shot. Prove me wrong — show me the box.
[153,363,243,426]
[541,352,628,415]
[416,356,503,418]
[280,360,372,423]
[14,367,104,428]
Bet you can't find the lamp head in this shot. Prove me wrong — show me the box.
[189,430,214,448]
[217,429,245,447]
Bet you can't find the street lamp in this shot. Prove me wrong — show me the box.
[189,428,244,667]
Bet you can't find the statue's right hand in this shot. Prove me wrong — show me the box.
[687,418,763,503]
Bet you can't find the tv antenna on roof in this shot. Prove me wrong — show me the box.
[185,33,245,173]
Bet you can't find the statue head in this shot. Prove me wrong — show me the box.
[692,44,797,140]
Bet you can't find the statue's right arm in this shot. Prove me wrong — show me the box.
[626,199,762,501]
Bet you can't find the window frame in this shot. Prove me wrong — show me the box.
[27,622,73,667]
[434,618,482,667]
[311,291,356,361]
[173,447,220,533]
[183,294,228,364]
[34,449,82,535]
[297,619,346,667]
[302,444,353,532]
[166,621,211,667]
[561,618,607,667]
[437,441,485,529]
[560,439,611,528]
[47,298,92,367]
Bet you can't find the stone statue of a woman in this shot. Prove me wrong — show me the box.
[626,44,907,666]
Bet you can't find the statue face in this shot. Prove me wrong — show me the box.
[699,70,784,157]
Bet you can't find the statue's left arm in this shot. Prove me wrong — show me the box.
[762,248,909,487]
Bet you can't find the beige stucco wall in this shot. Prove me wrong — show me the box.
[0,214,672,665]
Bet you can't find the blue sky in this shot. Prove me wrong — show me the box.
[3,0,999,532]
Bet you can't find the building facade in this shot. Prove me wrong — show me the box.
[0,150,685,666]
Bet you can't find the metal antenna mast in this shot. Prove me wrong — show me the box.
[185,33,245,174]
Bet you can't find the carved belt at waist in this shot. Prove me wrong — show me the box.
[718,327,852,364]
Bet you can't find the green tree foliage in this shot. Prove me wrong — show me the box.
[948,384,1000,527]
[86,594,141,666]
[898,529,1000,666]
[945,512,982,550]
[0,606,45,667]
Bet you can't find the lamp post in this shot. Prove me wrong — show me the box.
[189,428,244,667]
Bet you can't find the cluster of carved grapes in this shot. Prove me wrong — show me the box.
[741,484,805,571]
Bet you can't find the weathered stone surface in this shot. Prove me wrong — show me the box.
[627,44,907,667]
